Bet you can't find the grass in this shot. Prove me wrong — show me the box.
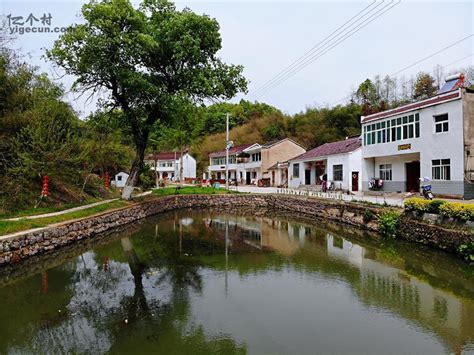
[151,186,240,196]
[0,200,130,236]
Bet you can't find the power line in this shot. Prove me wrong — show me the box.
[389,34,473,77]
[249,0,380,98]
[251,0,400,100]
[331,36,474,106]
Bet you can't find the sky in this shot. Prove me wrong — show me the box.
[2,0,473,117]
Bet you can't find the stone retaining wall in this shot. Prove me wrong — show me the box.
[0,194,470,266]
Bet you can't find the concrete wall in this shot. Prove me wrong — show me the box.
[261,139,306,177]
[1,195,470,267]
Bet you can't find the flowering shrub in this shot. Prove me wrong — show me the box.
[404,198,445,215]
[439,203,474,222]
[404,198,474,221]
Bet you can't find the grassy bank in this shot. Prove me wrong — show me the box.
[0,200,130,236]
[152,186,240,196]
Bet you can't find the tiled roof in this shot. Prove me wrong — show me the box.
[290,137,361,161]
[146,152,179,160]
[209,143,254,158]
[361,91,461,123]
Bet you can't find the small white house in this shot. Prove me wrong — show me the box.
[145,151,196,181]
[288,136,362,192]
[115,171,129,188]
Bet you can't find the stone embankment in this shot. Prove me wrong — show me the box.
[0,194,471,266]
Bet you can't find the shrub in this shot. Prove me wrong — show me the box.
[459,241,474,262]
[404,198,431,214]
[363,208,375,224]
[427,199,445,214]
[378,210,401,238]
[439,203,474,222]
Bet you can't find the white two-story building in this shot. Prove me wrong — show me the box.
[361,84,474,198]
[207,139,306,185]
[145,151,196,181]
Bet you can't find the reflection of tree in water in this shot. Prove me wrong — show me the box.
[0,218,245,354]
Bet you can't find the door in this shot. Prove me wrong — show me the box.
[351,172,359,192]
[246,171,251,185]
[305,169,311,185]
[272,171,276,186]
[406,161,420,192]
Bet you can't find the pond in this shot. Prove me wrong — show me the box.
[0,209,473,354]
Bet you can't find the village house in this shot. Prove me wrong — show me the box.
[145,151,197,181]
[206,138,306,185]
[360,75,474,198]
[288,136,362,191]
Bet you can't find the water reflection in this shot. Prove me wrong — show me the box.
[0,209,472,354]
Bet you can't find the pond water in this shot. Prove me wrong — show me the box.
[0,209,473,354]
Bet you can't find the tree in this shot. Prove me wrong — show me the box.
[413,72,437,100]
[355,79,379,115]
[47,0,247,199]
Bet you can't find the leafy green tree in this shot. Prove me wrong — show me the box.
[47,0,247,199]
[413,72,437,100]
[355,79,380,115]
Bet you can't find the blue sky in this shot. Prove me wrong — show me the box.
[2,1,473,117]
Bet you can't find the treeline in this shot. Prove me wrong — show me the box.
[0,49,133,211]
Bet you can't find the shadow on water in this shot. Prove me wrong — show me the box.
[0,208,473,354]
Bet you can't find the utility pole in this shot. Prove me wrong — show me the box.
[225,112,233,190]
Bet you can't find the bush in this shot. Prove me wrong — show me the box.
[459,241,474,262]
[363,208,375,223]
[404,198,446,215]
[439,203,474,222]
[378,210,401,238]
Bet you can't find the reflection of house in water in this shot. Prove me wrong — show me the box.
[325,233,474,354]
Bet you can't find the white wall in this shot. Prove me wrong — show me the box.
[361,97,464,195]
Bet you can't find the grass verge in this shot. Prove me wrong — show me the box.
[151,186,239,196]
[0,200,130,236]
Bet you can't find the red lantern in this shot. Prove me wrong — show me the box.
[42,175,49,197]
[105,171,110,190]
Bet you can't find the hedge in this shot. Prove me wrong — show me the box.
[404,197,474,222]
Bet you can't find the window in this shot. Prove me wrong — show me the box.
[293,163,300,178]
[363,112,421,146]
[333,164,343,181]
[379,164,392,180]
[117,175,122,181]
[251,152,261,162]
[434,114,449,133]
[432,159,451,180]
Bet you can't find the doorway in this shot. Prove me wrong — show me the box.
[406,161,420,192]
[272,171,276,186]
[351,172,359,192]
[246,171,251,185]
[305,169,311,185]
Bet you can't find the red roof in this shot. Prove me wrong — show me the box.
[146,152,179,160]
[361,91,460,123]
[209,143,254,158]
[290,137,361,161]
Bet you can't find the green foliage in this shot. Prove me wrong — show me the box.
[377,210,401,238]
[363,208,375,224]
[405,198,474,222]
[458,241,474,262]
[404,198,446,215]
[413,72,437,100]
[0,200,129,236]
[47,0,248,196]
[439,202,474,222]
[151,186,239,196]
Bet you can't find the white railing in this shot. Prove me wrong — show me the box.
[275,187,346,201]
